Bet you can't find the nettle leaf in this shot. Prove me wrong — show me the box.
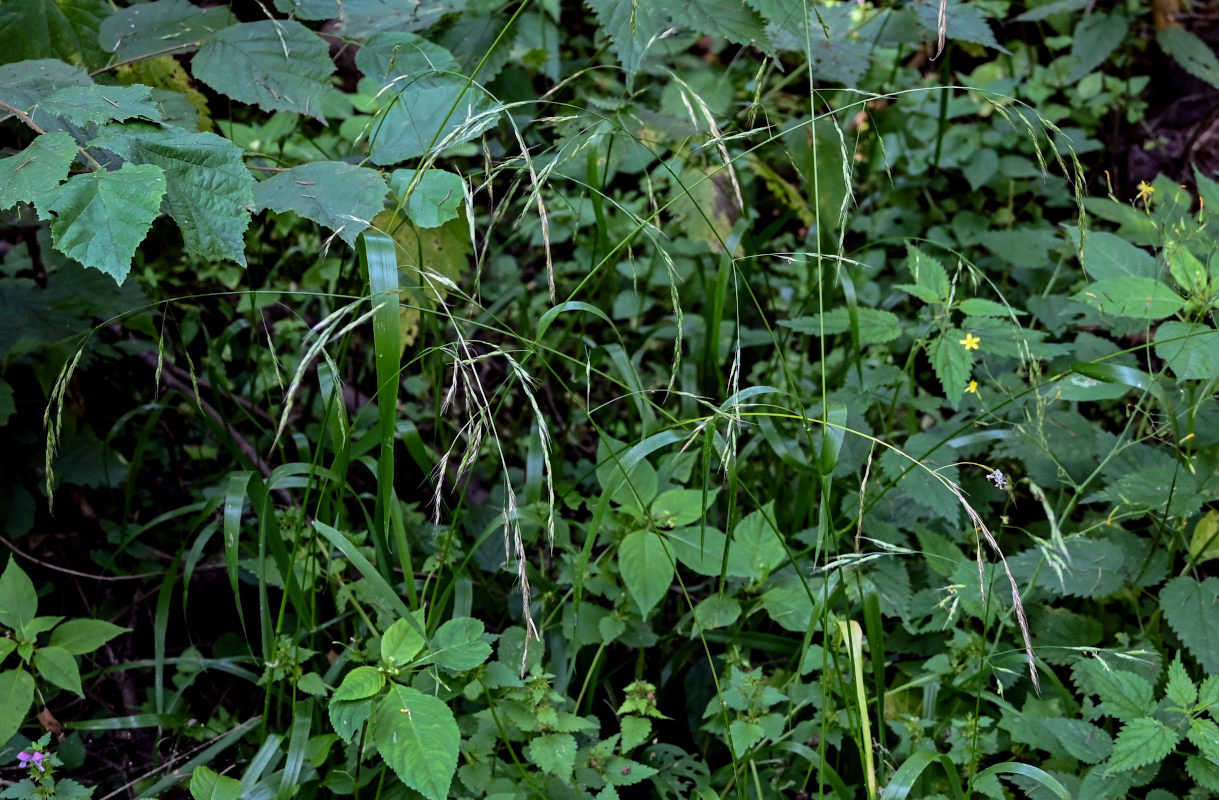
[1161,576,1219,672]
[253,161,388,246]
[49,618,129,655]
[1044,718,1113,763]
[929,330,972,409]
[374,685,460,800]
[782,308,902,344]
[100,0,235,59]
[192,20,335,121]
[429,617,492,672]
[365,75,498,165]
[1159,28,1219,91]
[355,31,458,81]
[1186,754,1219,793]
[0,668,35,747]
[388,168,465,229]
[36,163,167,284]
[33,646,83,696]
[913,0,1004,50]
[1009,537,1126,599]
[585,0,671,80]
[332,665,384,701]
[0,557,38,630]
[669,0,771,49]
[619,530,675,617]
[0,132,78,212]
[0,0,109,70]
[1075,661,1155,721]
[1154,321,1219,381]
[526,732,577,781]
[41,85,162,126]
[1188,718,1219,761]
[1107,717,1178,772]
[91,126,254,265]
[1166,656,1198,708]
[1074,276,1184,320]
[898,244,951,304]
[620,716,652,751]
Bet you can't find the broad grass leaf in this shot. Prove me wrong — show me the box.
[0,0,109,70]
[1107,717,1177,772]
[374,207,469,347]
[1160,576,1219,672]
[42,85,161,126]
[1074,277,1184,320]
[388,168,465,229]
[49,618,129,654]
[374,685,460,800]
[619,530,674,617]
[429,617,492,672]
[0,557,39,630]
[0,668,34,747]
[37,163,166,283]
[782,308,901,344]
[189,766,243,800]
[192,20,335,121]
[92,127,255,265]
[526,732,577,781]
[100,0,235,58]
[33,646,82,696]
[1154,321,1219,381]
[254,161,388,246]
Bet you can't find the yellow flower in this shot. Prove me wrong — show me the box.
[959,332,980,351]
[1136,180,1155,205]
[965,379,978,395]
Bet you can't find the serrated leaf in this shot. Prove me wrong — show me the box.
[49,618,129,654]
[365,74,498,164]
[1159,28,1219,91]
[1107,717,1178,772]
[0,557,38,631]
[355,31,458,81]
[1188,718,1219,761]
[42,85,162,126]
[1166,656,1198,708]
[929,330,972,408]
[669,0,771,48]
[192,20,335,121]
[1067,12,1128,84]
[604,755,658,785]
[1200,674,1219,707]
[526,732,577,781]
[374,685,460,800]
[0,0,109,70]
[388,168,465,229]
[100,0,235,59]
[1187,754,1219,792]
[912,0,1004,50]
[381,615,426,666]
[1154,321,1219,381]
[332,665,385,701]
[189,765,243,800]
[1044,718,1113,763]
[1075,276,1184,320]
[1161,576,1219,673]
[0,133,78,212]
[620,716,652,751]
[782,307,902,344]
[1073,229,1159,280]
[253,161,388,246]
[1077,661,1156,721]
[33,646,82,696]
[91,126,253,265]
[0,668,34,747]
[958,298,1024,317]
[619,530,674,617]
[585,0,671,81]
[36,163,166,283]
[328,697,372,743]
[429,617,492,672]
[906,245,950,301]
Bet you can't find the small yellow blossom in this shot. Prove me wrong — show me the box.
[1136,180,1155,206]
[965,379,978,394]
[959,332,980,351]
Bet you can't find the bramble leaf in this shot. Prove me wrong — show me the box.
[1107,717,1178,772]
[92,126,254,265]
[388,168,465,229]
[100,0,235,59]
[37,163,167,284]
[42,85,162,126]
[374,684,460,800]
[0,132,78,212]
[192,20,335,121]
[0,0,109,70]
[1161,576,1219,673]
[253,161,388,246]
